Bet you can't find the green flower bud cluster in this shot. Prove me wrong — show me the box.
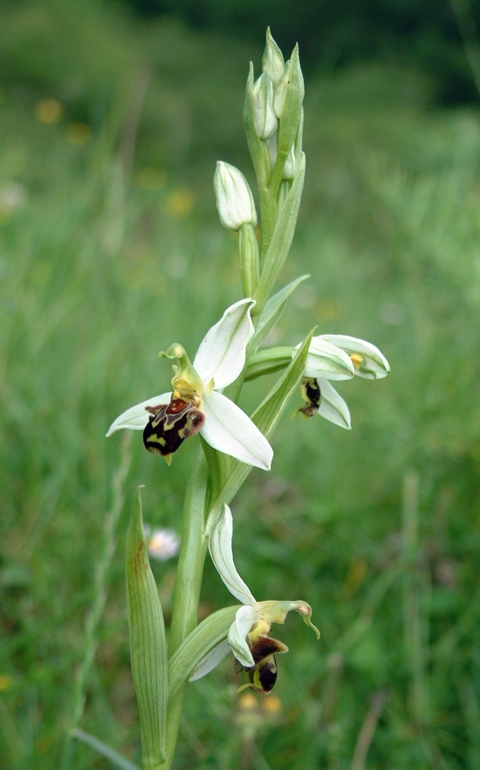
[212,30,306,313]
[245,29,304,206]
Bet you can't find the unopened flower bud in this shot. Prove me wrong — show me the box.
[262,28,286,87]
[214,161,257,231]
[253,73,278,140]
[282,144,296,180]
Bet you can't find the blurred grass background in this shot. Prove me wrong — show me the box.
[1,0,480,768]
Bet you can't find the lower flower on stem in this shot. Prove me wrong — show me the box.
[189,505,319,694]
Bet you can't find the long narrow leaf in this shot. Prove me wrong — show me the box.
[126,488,168,764]
[253,154,306,313]
[252,274,309,351]
[246,347,292,381]
[207,327,315,527]
[72,729,140,770]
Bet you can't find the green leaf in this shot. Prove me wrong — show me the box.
[207,327,315,525]
[246,347,292,381]
[252,274,309,350]
[168,606,239,702]
[252,326,315,438]
[72,729,140,770]
[253,154,306,314]
[126,488,168,766]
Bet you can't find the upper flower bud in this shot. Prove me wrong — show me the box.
[214,162,258,231]
[318,335,390,380]
[252,73,278,140]
[262,28,286,87]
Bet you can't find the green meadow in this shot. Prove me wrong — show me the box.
[1,3,480,768]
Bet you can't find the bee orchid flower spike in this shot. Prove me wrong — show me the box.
[190,504,320,694]
[107,299,273,469]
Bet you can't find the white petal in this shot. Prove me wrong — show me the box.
[193,299,255,389]
[189,639,231,681]
[209,505,256,606]
[106,393,172,436]
[320,335,390,379]
[302,338,354,381]
[201,391,273,470]
[228,605,257,668]
[317,379,351,430]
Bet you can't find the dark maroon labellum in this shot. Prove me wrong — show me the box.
[240,634,288,695]
[299,377,321,417]
[143,397,205,459]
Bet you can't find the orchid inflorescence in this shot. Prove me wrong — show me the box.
[105,28,390,770]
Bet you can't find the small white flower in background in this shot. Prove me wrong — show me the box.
[0,183,27,217]
[144,525,180,561]
[189,505,319,694]
[107,299,273,470]
[293,335,390,430]
[214,162,257,231]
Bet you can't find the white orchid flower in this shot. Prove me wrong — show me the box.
[318,335,390,380]
[190,505,319,694]
[107,299,273,470]
[293,334,390,430]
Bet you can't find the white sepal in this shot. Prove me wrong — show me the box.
[302,338,355,381]
[319,334,390,379]
[193,299,255,389]
[201,391,273,470]
[106,393,171,436]
[317,378,351,429]
[189,639,231,682]
[209,505,256,607]
[228,605,257,668]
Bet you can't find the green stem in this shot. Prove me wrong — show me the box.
[268,146,289,200]
[163,454,210,767]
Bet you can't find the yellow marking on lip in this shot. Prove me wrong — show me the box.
[147,435,167,446]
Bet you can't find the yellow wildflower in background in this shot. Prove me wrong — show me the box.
[164,188,195,218]
[35,99,64,124]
